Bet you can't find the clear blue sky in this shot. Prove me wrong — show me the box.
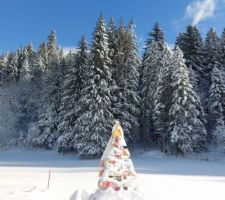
[0,0,225,53]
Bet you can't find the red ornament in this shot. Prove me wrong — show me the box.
[103,181,110,188]
[114,186,121,191]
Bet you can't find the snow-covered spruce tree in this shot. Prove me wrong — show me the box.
[175,25,204,94]
[107,18,118,66]
[5,52,19,83]
[26,52,46,145]
[33,43,49,89]
[203,28,222,134]
[169,47,207,155]
[16,47,26,78]
[107,18,122,125]
[144,22,165,51]
[108,19,140,144]
[47,30,58,62]
[212,118,225,148]
[140,42,163,146]
[208,66,225,143]
[109,20,126,122]
[38,42,48,67]
[18,48,33,81]
[221,29,225,66]
[72,15,114,158]
[0,49,32,146]
[220,29,225,98]
[56,35,89,153]
[203,28,221,84]
[119,19,141,143]
[73,35,89,102]
[152,44,173,153]
[14,48,33,136]
[0,53,9,84]
[31,30,61,149]
[26,43,36,65]
[140,23,165,146]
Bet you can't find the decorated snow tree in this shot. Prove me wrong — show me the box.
[98,120,138,192]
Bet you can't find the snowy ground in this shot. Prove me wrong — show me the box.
[0,149,225,200]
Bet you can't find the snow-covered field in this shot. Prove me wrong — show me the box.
[0,149,225,200]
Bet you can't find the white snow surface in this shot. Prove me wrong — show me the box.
[0,149,225,200]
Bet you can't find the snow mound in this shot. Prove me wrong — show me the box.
[69,189,90,200]
[70,188,145,200]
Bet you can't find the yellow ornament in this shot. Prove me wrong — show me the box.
[112,124,122,137]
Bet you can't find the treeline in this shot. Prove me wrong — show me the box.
[0,15,225,157]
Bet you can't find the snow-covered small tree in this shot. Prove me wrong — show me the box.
[72,15,114,158]
[169,47,207,154]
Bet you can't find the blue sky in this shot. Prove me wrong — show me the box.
[1,0,225,54]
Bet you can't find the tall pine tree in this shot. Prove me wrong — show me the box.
[57,35,89,152]
[72,15,114,158]
[203,28,222,134]
[140,23,165,147]
[152,44,173,153]
[169,47,206,154]
[176,25,204,94]
[208,66,225,143]
[118,19,141,144]
[31,30,61,149]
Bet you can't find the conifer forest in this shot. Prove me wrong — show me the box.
[1,15,225,158]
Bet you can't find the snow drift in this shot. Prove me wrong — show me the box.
[70,188,145,200]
